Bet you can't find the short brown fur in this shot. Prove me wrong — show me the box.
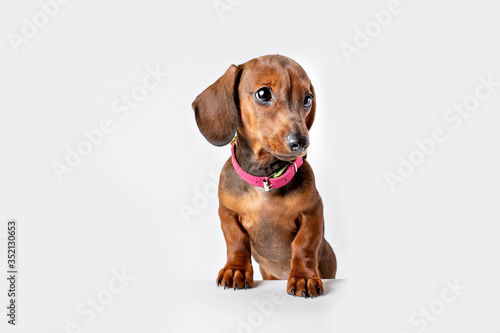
[192,55,336,297]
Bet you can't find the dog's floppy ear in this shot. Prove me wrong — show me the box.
[192,64,242,146]
[305,84,316,130]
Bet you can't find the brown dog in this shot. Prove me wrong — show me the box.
[192,55,336,298]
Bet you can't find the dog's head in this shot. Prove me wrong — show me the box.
[192,55,316,160]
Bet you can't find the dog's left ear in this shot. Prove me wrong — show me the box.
[305,84,316,130]
[192,64,242,146]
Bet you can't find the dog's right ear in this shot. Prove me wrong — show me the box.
[192,64,242,146]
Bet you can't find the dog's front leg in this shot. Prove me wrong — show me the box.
[287,202,324,298]
[216,204,254,290]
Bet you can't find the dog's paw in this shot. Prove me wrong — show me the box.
[216,266,254,290]
[286,276,324,298]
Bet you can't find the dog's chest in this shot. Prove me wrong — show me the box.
[233,189,302,261]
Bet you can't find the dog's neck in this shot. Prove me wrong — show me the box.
[234,135,290,177]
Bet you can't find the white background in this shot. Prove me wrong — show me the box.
[1,0,499,332]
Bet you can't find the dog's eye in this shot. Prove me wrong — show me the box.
[304,95,313,109]
[255,87,273,103]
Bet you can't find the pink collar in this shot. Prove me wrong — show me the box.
[231,141,303,191]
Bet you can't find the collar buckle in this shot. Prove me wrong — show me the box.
[263,177,272,191]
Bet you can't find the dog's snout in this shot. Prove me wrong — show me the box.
[286,134,309,154]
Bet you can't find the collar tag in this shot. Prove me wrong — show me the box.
[263,178,272,191]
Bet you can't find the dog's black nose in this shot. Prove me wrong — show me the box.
[286,134,309,154]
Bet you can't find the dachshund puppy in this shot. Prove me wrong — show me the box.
[192,55,336,298]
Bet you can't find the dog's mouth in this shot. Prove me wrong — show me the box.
[271,152,306,161]
[261,143,307,161]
